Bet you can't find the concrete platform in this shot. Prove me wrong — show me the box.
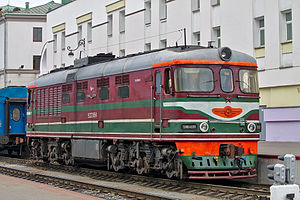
[0,162,217,200]
[0,174,103,200]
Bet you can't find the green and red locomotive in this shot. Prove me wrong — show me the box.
[27,46,260,179]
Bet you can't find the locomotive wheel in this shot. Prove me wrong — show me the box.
[31,141,41,160]
[49,147,58,163]
[165,156,181,179]
[62,152,74,165]
[111,152,124,172]
[136,157,149,175]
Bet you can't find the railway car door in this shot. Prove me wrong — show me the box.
[7,102,26,134]
[153,71,162,136]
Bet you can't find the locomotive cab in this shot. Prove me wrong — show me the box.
[153,48,260,179]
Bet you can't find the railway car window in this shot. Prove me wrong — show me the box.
[118,86,129,98]
[12,108,21,122]
[220,68,234,92]
[76,92,85,102]
[165,69,172,94]
[62,94,70,104]
[156,72,161,94]
[174,68,213,92]
[239,70,259,93]
[100,88,109,100]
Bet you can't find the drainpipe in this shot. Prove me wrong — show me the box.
[3,15,7,88]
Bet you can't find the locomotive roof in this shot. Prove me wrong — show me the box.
[29,46,257,88]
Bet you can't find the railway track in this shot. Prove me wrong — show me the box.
[0,156,270,200]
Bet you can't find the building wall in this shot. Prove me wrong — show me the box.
[45,0,300,144]
[0,21,4,70]
[0,15,45,88]
[6,19,46,70]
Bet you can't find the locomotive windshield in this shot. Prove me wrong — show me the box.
[220,68,234,92]
[239,69,259,93]
[174,68,214,92]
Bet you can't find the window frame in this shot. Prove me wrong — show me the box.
[62,93,70,104]
[174,67,214,93]
[238,69,259,94]
[193,31,201,46]
[216,28,221,48]
[76,91,85,103]
[61,31,66,51]
[99,87,109,100]
[53,34,57,53]
[145,43,151,51]
[33,55,41,70]
[33,27,42,42]
[285,11,292,41]
[192,0,200,12]
[119,10,125,33]
[220,68,234,93]
[77,25,83,42]
[107,14,113,36]
[144,1,151,25]
[159,0,167,20]
[258,18,265,46]
[87,22,92,43]
[118,86,129,98]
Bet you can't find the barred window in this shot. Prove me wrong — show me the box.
[77,81,88,90]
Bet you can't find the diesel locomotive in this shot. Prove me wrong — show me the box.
[0,87,27,155]
[26,46,260,179]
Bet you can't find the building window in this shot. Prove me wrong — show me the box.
[120,49,125,57]
[145,1,151,25]
[213,27,221,48]
[33,27,42,42]
[191,0,200,11]
[160,39,167,48]
[61,31,65,50]
[145,43,151,51]
[258,18,265,46]
[33,56,41,70]
[53,34,57,53]
[160,0,167,20]
[193,31,201,45]
[211,0,220,6]
[78,25,82,41]
[87,22,92,43]
[119,10,125,33]
[285,11,292,41]
[107,14,113,36]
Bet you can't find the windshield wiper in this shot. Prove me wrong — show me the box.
[236,80,250,88]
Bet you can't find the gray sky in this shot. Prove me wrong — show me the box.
[0,0,61,8]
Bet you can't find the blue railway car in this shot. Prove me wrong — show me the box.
[0,87,27,154]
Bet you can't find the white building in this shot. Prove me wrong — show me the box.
[43,0,300,184]
[45,0,300,136]
[0,1,61,88]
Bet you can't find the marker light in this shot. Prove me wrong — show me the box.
[199,122,209,132]
[247,122,256,133]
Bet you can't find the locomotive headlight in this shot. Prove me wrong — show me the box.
[247,122,256,133]
[218,47,232,61]
[199,122,209,132]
